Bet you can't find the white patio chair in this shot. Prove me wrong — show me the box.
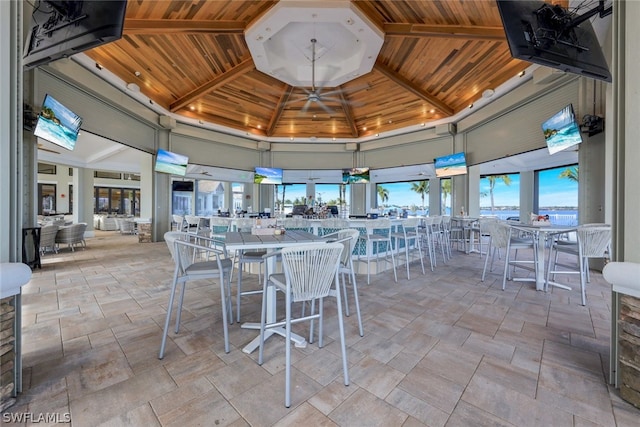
[258,242,349,408]
[323,228,363,336]
[357,218,397,284]
[390,217,425,280]
[159,231,234,358]
[545,224,611,305]
[481,221,537,289]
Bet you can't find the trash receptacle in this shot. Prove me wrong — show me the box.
[22,227,41,269]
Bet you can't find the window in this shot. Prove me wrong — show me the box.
[94,170,122,179]
[375,180,429,216]
[38,162,56,174]
[480,173,520,219]
[38,183,56,215]
[95,187,141,215]
[440,178,452,215]
[195,180,225,216]
[537,164,578,226]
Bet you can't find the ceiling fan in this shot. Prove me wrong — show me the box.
[287,38,347,115]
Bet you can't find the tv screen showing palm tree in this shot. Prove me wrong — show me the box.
[155,149,188,176]
[254,167,283,184]
[434,152,467,178]
[342,167,370,184]
[542,104,583,155]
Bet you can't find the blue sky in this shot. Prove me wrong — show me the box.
[264,165,578,208]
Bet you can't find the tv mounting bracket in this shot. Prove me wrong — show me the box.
[529,0,612,52]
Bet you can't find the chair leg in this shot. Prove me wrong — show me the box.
[349,264,364,337]
[333,275,350,387]
[284,293,292,408]
[219,271,230,353]
[175,282,187,333]
[579,256,587,306]
[159,269,180,359]
[236,261,243,322]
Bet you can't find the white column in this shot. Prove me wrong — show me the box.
[73,167,95,237]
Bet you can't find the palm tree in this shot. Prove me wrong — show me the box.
[441,179,451,214]
[559,166,579,182]
[486,175,512,213]
[377,185,389,207]
[410,180,429,209]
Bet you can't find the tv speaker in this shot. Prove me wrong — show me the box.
[435,123,456,136]
[159,115,176,129]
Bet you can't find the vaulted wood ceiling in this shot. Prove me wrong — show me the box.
[84,0,533,140]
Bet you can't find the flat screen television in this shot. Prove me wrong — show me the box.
[33,94,82,151]
[496,0,612,82]
[172,181,194,192]
[155,149,188,176]
[342,167,370,184]
[24,0,128,70]
[254,167,283,184]
[542,104,583,154]
[434,152,468,178]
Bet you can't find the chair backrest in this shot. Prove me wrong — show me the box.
[164,231,192,263]
[332,228,359,266]
[488,221,511,250]
[184,215,199,226]
[478,216,499,233]
[364,218,391,235]
[280,243,343,303]
[578,225,611,258]
[210,217,231,234]
[40,225,59,246]
[401,217,420,233]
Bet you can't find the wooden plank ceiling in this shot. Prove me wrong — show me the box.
[85,0,531,140]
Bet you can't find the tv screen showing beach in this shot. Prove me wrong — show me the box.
[254,167,283,184]
[434,152,467,178]
[342,167,370,184]
[155,149,188,176]
[542,104,583,155]
[33,94,82,151]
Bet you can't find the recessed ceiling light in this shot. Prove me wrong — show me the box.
[290,137,294,141]
[468,104,474,109]
[134,71,141,77]
[189,106,195,111]
[95,62,103,70]
[518,70,526,77]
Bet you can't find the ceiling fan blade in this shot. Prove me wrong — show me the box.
[300,99,312,114]
[317,100,335,115]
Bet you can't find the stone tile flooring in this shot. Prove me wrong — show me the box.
[5,230,640,426]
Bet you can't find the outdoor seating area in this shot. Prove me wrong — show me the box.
[13,228,640,425]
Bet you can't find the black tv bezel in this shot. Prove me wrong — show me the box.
[23,0,128,70]
[496,0,612,82]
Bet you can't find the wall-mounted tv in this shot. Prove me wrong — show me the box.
[496,0,612,82]
[434,152,468,178]
[23,0,128,70]
[172,181,194,192]
[33,94,82,151]
[254,167,283,184]
[542,104,583,155]
[342,167,370,184]
[155,149,188,176]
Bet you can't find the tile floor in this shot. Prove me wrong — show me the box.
[5,230,640,426]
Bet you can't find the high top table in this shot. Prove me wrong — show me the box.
[509,223,577,291]
[224,230,327,354]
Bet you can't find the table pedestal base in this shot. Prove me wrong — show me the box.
[241,322,307,354]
